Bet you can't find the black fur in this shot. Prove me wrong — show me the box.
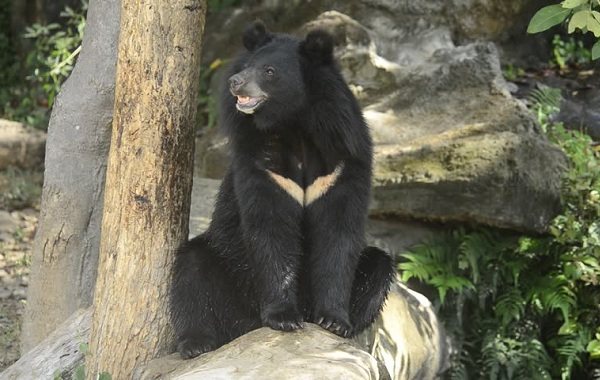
[170,22,395,359]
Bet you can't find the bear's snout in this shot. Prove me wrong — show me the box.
[228,73,245,93]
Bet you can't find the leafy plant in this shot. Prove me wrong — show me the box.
[400,87,600,379]
[528,0,600,60]
[502,64,525,82]
[0,1,87,129]
[528,85,562,131]
[552,34,592,68]
[196,59,225,130]
[23,3,86,109]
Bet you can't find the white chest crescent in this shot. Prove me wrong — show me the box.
[266,163,344,206]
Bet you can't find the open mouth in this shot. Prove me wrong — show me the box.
[235,95,266,114]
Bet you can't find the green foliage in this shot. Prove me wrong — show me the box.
[528,5,572,33]
[552,34,592,68]
[0,1,87,129]
[528,86,562,131]
[502,64,525,82]
[197,59,225,130]
[528,1,600,60]
[23,3,86,110]
[400,87,600,379]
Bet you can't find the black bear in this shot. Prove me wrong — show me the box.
[170,21,395,359]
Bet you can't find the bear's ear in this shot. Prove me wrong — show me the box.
[299,29,334,65]
[243,20,272,51]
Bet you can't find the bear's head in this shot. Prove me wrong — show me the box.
[226,21,334,129]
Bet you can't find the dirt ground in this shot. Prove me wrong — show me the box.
[0,169,41,371]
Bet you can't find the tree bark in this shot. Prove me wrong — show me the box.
[21,0,120,351]
[86,1,206,378]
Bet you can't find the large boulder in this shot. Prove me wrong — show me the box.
[359,41,566,233]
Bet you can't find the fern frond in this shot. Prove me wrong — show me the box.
[529,86,562,111]
[554,330,589,380]
[527,275,576,322]
[495,289,525,326]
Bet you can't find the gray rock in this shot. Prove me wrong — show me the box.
[0,287,11,299]
[188,176,220,237]
[0,210,18,242]
[135,324,390,380]
[301,11,402,103]
[0,119,46,170]
[363,41,566,233]
[366,219,440,257]
[557,89,600,140]
[12,287,27,300]
[193,129,229,180]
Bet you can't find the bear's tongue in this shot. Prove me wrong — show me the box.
[237,96,257,105]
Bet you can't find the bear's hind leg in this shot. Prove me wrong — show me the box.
[170,234,257,358]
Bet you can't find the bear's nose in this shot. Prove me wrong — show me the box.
[228,74,244,92]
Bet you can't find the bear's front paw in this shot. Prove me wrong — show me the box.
[262,305,304,331]
[177,334,217,359]
[313,311,353,338]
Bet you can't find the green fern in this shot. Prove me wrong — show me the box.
[482,334,551,380]
[529,86,562,111]
[495,289,525,326]
[529,85,562,109]
[528,275,576,325]
[400,233,473,303]
[528,85,563,130]
[554,329,590,380]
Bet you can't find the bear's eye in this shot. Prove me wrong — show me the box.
[264,66,275,77]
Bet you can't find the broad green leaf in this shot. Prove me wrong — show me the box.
[528,5,572,33]
[591,11,600,37]
[592,40,600,59]
[562,0,588,8]
[568,10,592,33]
[587,339,600,359]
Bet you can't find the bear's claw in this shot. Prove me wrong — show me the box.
[177,335,217,359]
[262,307,304,332]
[315,313,353,338]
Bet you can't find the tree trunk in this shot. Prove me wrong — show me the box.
[86,1,206,378]
[21,0,120,351]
